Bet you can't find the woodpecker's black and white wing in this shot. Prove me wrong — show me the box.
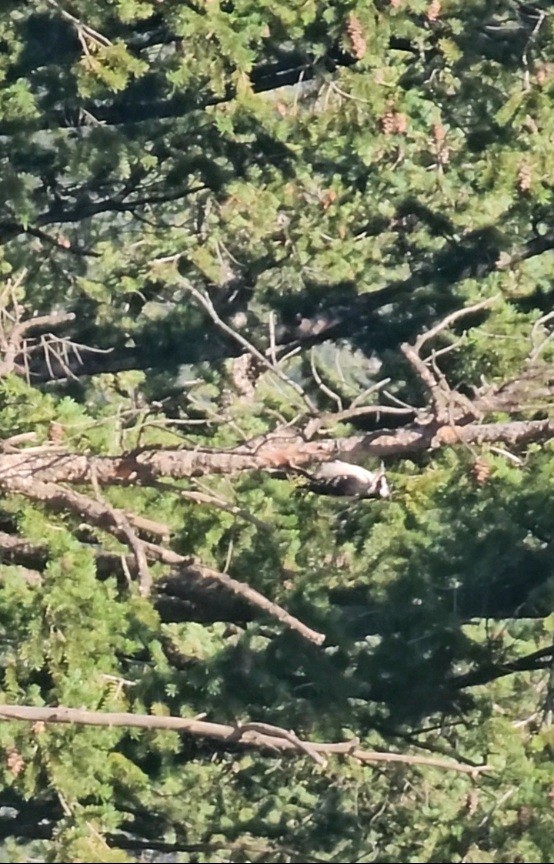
[305,460,390,499]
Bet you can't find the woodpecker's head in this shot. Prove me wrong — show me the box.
[306,460,391,499]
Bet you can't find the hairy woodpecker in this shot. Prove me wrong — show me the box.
[299,460,390,499]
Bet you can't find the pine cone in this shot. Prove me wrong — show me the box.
[6,748,24,777]
[427,1,441,22]
[471,457,491,485]
[381,110,408,135]
[230,353,263,399]
[345,13,367,60]
[517,163,532,193]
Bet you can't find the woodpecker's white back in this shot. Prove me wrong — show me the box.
[306,460,390,499]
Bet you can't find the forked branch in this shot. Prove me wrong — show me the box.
[0,704,490,776]
[400,298,496,422]
[0,478,324,644]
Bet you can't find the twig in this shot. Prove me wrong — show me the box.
[401,298,497,422]
[530,310,554,361]
[179,486,270,531]
[400,342,451,421]
[1,478,324,644]
[125,512,170,539]
[382,389,419,411]
[429,334,466,364]
[90,468,152,597]
[180,278,317,414]
[45,0,111,47]
[310,347,343,411]
[415,297,497,353]
[0,704,491,775]
[223,536,234,574]
[234,721,327,766]
[349,378,391,409]
[303,402,415,438]
[488,446,523,465]
[0,311,75,378]
[268,311,277,365]
[328,404,415,423]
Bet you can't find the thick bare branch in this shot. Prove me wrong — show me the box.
[400,342,451,421]
[0,480,324,644]
[145,553,325,646]
[450,645,554,689]
[0,704,490,776]
[0,418,551,486]
[473,360,554,415]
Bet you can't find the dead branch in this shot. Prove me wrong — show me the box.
[450,644,554,689]
[45,0,112,47]
[322,403,416,425]
[234,721,327,766]
[0,311,75,378]
[0,703,490,776]
[401,298,497,422]
[415,298,496,354]
[0,529,137,582]
[22,334,113,383]
[0,479,324,644]
[146,554,326,646]
[180,278,317,414]
[0,417,551,488]
[125,512,170,539]
[400,342,451,420]
[530,310,554,361]
[90,468,152,597]
[473,364,554,414]
[309,348,343,411]
[0,432,38,451]
[0,532,272,627]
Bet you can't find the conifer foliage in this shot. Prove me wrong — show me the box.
[0,1,553,861]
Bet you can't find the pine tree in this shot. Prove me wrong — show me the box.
[0,1,552,861]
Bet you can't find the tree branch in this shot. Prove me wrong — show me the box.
[0,418,551,487]
[449,645,554,689]
[0,704,490,776]
[0,530,253,624]
[180,278,317,414]
[400,298,497,422]
[0,480,324,644]
[0,311,75,378]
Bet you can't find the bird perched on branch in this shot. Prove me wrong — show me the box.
[295,460,390,500]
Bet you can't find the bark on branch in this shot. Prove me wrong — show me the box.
[449,644,554,689]
[0,418,551,486]
[0,704,490,776]
[0,481,324,645]
[400,298,496,422]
